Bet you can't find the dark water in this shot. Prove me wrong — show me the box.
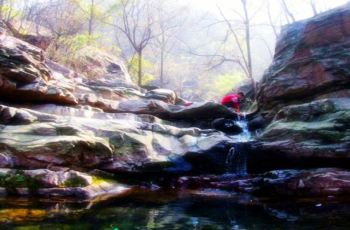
[1,190,350,230]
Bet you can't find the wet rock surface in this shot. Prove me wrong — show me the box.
[253,5,350,173]
[258,4,350,115]
[177,168,350,197]
[0,168,130,199]
[0,30,240,200]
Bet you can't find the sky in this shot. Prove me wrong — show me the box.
[178,0,349,22]
[174,0,349,77]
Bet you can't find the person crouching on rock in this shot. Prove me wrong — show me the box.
[220,92,246,113]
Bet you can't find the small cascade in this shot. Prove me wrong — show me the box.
[225,115,251,176]
[234,114,252,142]
[225,146,247,176]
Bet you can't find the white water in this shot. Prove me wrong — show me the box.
[228,114,252,143]
[234,115,252,142]
[225,146,247,176]
[225,115,251,176]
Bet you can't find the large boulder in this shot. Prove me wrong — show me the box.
[253,4,350,172]
[258,4,350,119]
[177,168,350,197]
[0,168,130,199]
[73,46,135,88]
[0,35,77,105]
[249,98,350,172]
[0,29,243,201]
[256,168,350,197]
[0,104,234,175]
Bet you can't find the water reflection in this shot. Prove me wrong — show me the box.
[1,191,350,229]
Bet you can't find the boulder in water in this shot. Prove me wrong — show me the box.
[211,118,243,135]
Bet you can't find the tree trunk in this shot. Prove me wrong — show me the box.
[241,0,256,97]
[0,0,4,19]
[310,0,318,16]
[267,0,279,39]
[160,49,164,87]
[138,50,143,86]
[281,0,296,23]
[88,0,95,36]
[159,32,165,87]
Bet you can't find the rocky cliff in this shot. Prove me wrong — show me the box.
[253,4,350,172]
[0,31,240,199]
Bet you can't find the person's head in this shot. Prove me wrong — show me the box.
[238,92,245,102]
[238,92,245,98]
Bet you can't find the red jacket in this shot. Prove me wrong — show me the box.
[221,94,240,112]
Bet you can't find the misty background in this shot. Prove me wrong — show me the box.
[3,0,349,100]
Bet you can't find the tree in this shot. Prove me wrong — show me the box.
[266,0,279,39]
[32,0,84,43]
[309,0,318,16]
[152,1,186,87]
[281,0,296,23]
[114,0,156,86]
[73,0,112,37]
[217,0,257,96]
[0,0,20,23]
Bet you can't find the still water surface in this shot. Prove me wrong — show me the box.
[0,190,349,230]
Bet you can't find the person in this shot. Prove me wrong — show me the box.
[220,92,245,113]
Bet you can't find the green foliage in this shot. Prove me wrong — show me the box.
[66,34,101,52]
[63,176,88,188]
[0,1,21,21]
[195,72,245,100]
[212,73,245,97]
[48,33,100,58]
[72,0,114,25]
[46,24,124,79]
[128,56,155,85]
[0,170,43,194]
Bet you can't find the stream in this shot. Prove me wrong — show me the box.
[225,116,252,176]
[1,192,350,230]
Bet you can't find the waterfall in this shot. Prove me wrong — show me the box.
[234,114,252,142]
[225,146,247,176]
[225,115,251,176]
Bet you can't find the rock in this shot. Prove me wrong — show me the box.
[248,115,266,132]
[211,118,243,135]
[256,168,350,197]
[0,168,130,199]
[234,82,256,99]
[0,30,241,199]
[116,100,239,120]
[176,168,350,197]
[74,46,135,87]
[249,98,350,172]
[0,35,77,105]
[0,105,37,125]
[258,4,350,119]
[145,89,177,104]
[2,20,53,50]
[253,5,350,173]
[0,104,234,174]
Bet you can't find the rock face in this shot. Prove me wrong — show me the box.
[258,4,350,117]
[0,168,130,199]
[0,30,240,200]
[0,35,77,105]
[177,168,350,197]
[0,104,234,174]
[254,4,350,173]
[249,98,350,172]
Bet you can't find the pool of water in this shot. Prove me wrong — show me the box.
[1,190,350,230]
